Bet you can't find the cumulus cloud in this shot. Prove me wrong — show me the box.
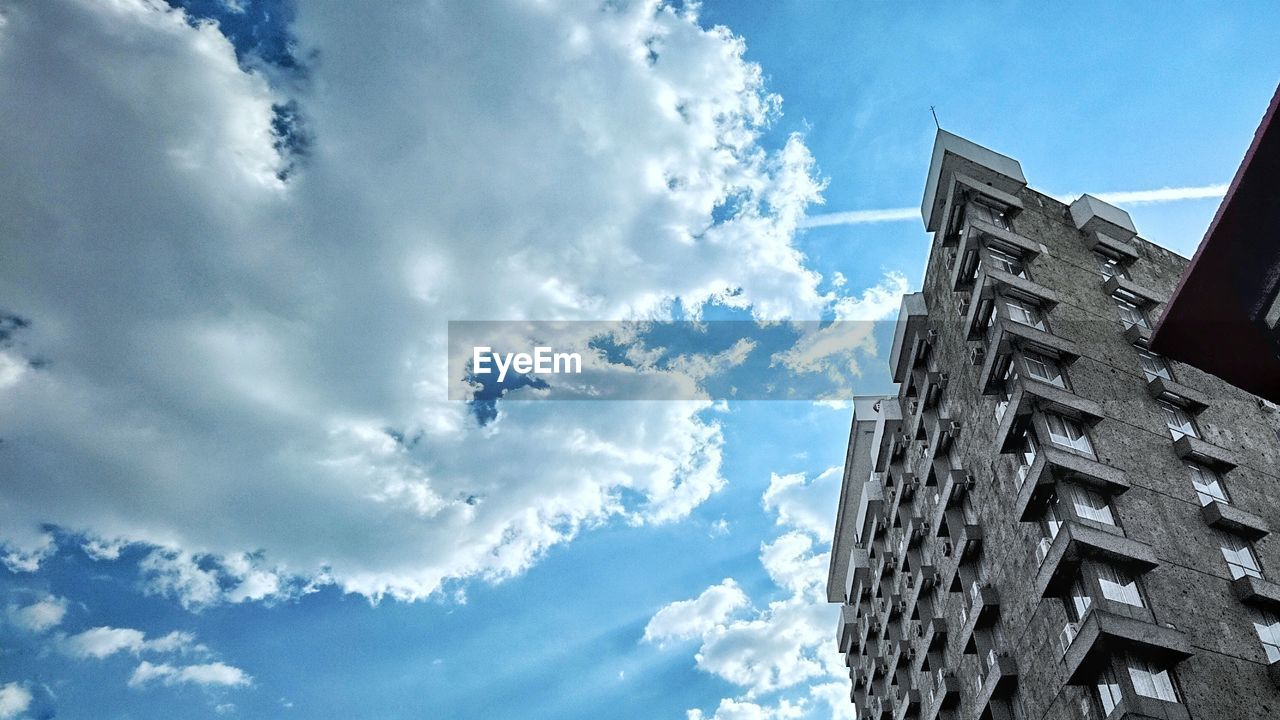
[0,0,852,603]
[687,697,805,720]
[762,468,843,541]
[129,661,251,689]
[643,579,749,647]
[9,596,66,633]
[649,465,853,719]
[0,683,31,720]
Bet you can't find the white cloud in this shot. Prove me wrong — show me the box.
[0,683,31,720]
[762,468,843,541]
[769,272,908,390]
[687,697,805,720]
[9,596,66,633]
[651,466,854,719]
[0,0,842,603]
[60,626,197,660]
[129,660,251,689]
[644,579,749,647]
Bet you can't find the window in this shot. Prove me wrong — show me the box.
[1127,655,1180,703]
[1065,575,1093,622]
[1159,401,1198,440]
[962,494,979,525]
[1047,413,1094,455]
[1040,494,1065,541]
[1095,666,1123,716]
[1136,348,1172,381]
[995,363,1015,422]
[968,200,1011,230]
[1016,429,1038,486]
[1254,609,1280,663]
[1097,252,1131,281]
[1068,485,1116,526]
[1098,565,1145,607]
[986,246,1027,278]
[1005,297,1046,330]
[1113,296,1149,329]
[1186,462,1229,506]
[1023,351,1066,388]
[1218,530,1263,580]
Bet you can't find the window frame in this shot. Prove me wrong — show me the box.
[1254,608,1280,664]
[1113,296,1150,330]
[1004,296,1046,331]
[1218,530,1263,580]
[1022,350,1067,389]
[1158,400,1198,441]
[1185,461,1229,506]
[1136,347,1173,382]
[1097,564,1145,608]
[1045,413,1095,456]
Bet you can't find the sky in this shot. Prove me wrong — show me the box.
[0,1,1278,719]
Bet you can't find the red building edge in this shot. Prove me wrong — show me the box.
[1151,81,1280,403]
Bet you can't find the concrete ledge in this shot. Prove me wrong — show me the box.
[1146,376,1210,412]
[1063,610,1191,685]
[1123,323,1153,346]
[1014,447,1129,521]
[1173,434,1240,470]
[978,319,1081,394]
[972,652,1018,718]
[1036,522,1159,598]
[1070,194,1138,240]
[922,130,1027,232]
[1105,275,1164,306]
[1231,575,1280,609]
[1201,500,1270,539]
[1084,230,1141,260]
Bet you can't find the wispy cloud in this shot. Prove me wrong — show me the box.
[800,183,1227,229]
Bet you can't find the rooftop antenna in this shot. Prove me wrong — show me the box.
[930,106,941,130]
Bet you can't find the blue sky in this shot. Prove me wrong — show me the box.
[1,1,1278,719]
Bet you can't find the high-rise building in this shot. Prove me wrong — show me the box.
[826,130,1280,720]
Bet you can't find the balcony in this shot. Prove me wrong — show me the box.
[963,268,1060,341]
[892,686,922,720]
[1231,575,1280,610]
[923,132,1027,234]
[1061,610,1192,684]
[930,467,974,539]
[958,584,999,654]
[1034,522,1159,599]
[1172,434,1240,470]
[838,604,858,654]
[977,318,1080,396]
[922,616,948,652]
[1013,445,1128,522]
[994,380,1105,455]
[1201,500,1270,540]
[1145,376,1210,412]
[972,650,1017,719]
[922,668,962,720]
[950,220,1042,293]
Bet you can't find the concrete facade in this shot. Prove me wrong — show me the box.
[827,130,1280,720]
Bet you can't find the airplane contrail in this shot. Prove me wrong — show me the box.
[800,183,1228,229]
